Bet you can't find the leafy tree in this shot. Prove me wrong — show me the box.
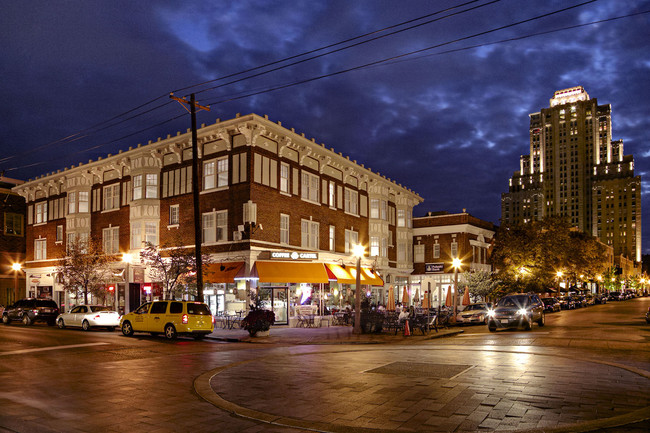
[56,236,114,304]
[139,236,211,300]
[462,270,499,302]
[491,216,610,294]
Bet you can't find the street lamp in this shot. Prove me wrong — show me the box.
[451,257,461,321]
[11,263,21,303]
[122,253,133,313]
[352,243,365,335]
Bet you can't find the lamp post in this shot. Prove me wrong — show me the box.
[352,244,365,335]
[122,253,132,314]
[11,263,21,303]
[451,257,461,322]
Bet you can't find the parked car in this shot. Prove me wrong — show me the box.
[456,303,490,325]
[594,293,608,304]
[607,291,623,301]
[541,297,561,313]
[572,295,587,308]
[487,293,545,332]
[56,305,121,331]
[120,300,214,340]
[646,306,650,324]
[557,296,576,310]
[2,298,59,326]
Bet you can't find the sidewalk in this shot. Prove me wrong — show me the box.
[206,323,464,344]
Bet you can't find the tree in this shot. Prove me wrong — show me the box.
[139,236,211,300]
[462,270,499,302]
[56,236,114,305]
[491,216,610,294]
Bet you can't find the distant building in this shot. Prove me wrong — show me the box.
[0,176,26,306]
[411,210,496,308]
[13,114,422,320]
[501,86,642,269]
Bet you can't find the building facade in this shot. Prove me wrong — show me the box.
[0,176,26,306]
[14,114,422,322]
[411,210,496,308]
[501,86,642,265]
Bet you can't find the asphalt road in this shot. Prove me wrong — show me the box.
[0,297,648,433]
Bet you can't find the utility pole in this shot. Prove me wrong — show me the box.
[170,93,210,302]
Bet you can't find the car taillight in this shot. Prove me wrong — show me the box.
[182,314,188,324]
[212,316,216,325]
[94,315,101,320]
[32,309,39,315]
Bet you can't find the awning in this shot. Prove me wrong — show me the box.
[204,262,245,283]
[254,261,330,284]
[325,264,384,286]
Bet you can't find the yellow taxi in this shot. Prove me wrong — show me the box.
[120,300,214,340]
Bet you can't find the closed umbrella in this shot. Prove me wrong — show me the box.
[462,286,471,306]
[387,286,396,311]
[414,288,420,305]
[445,286,453,307]
[422,290,430,309]
[402,287,409,306]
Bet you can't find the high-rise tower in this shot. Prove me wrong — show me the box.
[501,86,641,262]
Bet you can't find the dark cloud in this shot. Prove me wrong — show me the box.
[1,0,649,252]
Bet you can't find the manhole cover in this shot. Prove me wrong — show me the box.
[366,362,472,378]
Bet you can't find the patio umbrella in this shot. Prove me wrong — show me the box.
[422,290,430,309]
[445,286,453,307]
[462,286,471,306]
[387,286,396,311]
[414,288,420,305]
[402,287,409,306]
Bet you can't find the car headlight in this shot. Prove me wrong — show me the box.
[487,310,495,317]
[517,308,528,316]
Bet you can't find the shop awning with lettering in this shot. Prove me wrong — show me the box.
[325,264,384,286]
[204,262,245,283]
[253,261,330,284]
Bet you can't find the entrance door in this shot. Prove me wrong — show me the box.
[129,283,141,313]
[272,287,288,325]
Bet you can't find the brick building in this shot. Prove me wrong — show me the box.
[14,114,422,322]
[411,210,496,308]
[0,176,26,307]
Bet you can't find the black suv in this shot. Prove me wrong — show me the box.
[487,293,545,332]
[2,298,59,326]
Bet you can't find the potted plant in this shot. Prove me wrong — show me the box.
[241,296,275,337]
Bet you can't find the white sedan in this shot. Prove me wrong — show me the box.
[56,305,121,331]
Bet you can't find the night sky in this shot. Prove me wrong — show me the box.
[1,0,649,253]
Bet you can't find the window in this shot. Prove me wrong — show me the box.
[145,222,158,245]
[169,205,179,225]
[34,239,46,261]
[35,202,47,224]
[68,192,76,214]
[397,242,406,262]
[328,182,335,207]
[77,191,89,213]
[381,200,387,220]
[370,199,380,219]
[329,225,335,251]
[131,225,141,249]
[280,214,289,244]
[102,227,119,254]
[203,210,228,244]
[433,243,440,258]
[103,184,120,211]
[204,157,228,190]
[5,213,23,236]
[344,229,358,254]
[301,171,319,203]
[397,209,406,227]
[414,244,425,263]
[344,188,358,215]
[145,174,158,198]
[280,163,290,193]
[56,225,63,243]
[451,241,458,258]
[370,237,379,257]
[132,174,158,199]
[381,238,387,257]
[132,175,142,200]
[301,219,319,249]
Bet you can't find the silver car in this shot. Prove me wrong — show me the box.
[456,303,490,325]
[487,294,545,332]
[57,305,121,331]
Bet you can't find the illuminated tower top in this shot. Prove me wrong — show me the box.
[549,86,590,107]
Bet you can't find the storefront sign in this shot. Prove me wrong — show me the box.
[425,263,445,273]
[269,251,319,260]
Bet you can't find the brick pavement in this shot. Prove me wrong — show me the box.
[198,325,650,432]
